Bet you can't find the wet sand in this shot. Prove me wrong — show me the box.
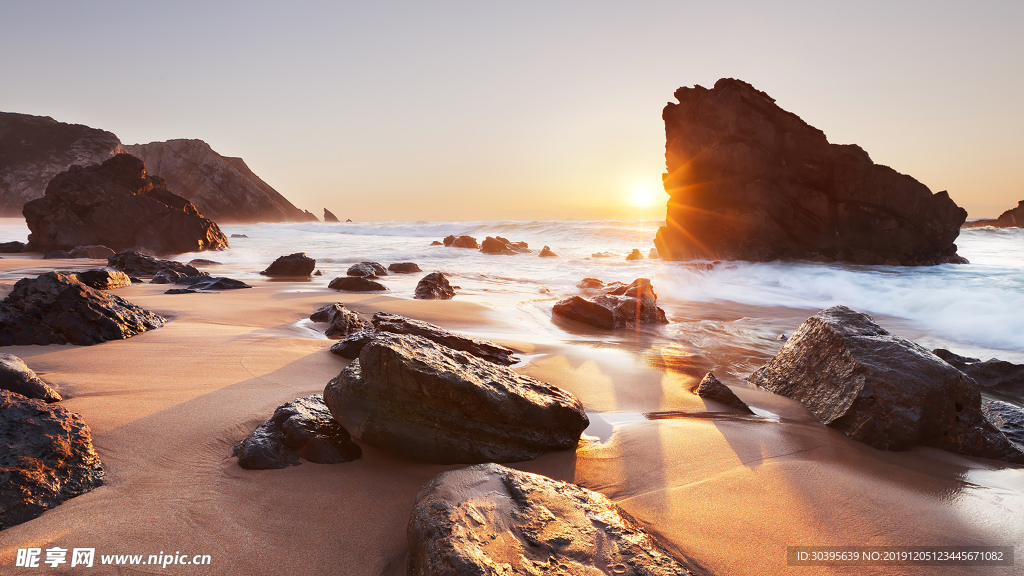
[0,258,1021,575]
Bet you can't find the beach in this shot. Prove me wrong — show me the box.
[1,221,1022,575]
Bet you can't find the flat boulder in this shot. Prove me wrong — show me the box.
[310,303,369,339]
[324,332,587,464]
[175,276,252,291]
[388,262,421,273]
[693,372,753,413]
[328,276,387,292]
[188,258,221,267]
[69,245,115,259]
[108,250,201,277]
[553,278,668,329]
[0,390,104,530]
[232,395,361,470]
[409,463,699,576]
[346,261,387,277]
[0,354,61,402]
[377,312,518,365]
[260,252,315,277]
[414,271,455,300]
[74,269,133,290]
[748,305,1024,463]
[23,153,229,255]
[0,272,165,346]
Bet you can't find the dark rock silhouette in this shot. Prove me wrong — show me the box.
[655,78,969,266]
[323,332,587,464]
[23,154,229,255]
[68,245,115,259]
[409,464,700,576]
[0,112,126,216]
[983,400,1024,447]
[309,303,369,339]
[693,372,753,413]
[330,331,374,360]
[962,201,1024,228]
[75,269,133,290]
[43,250,70,259]
[0,241,25,252]
[0,272,165,346]
[0,354,61,402]
[260,252,315,277]
[415,271,456,300]
[553,278,668,329]
[173,276,251,291]
[232,395,361,470]
[108,250,202,277]
[124,139,317,223]
[0,389,104,530]
[749,306,1023,463]
[933,348,1024,403]
[323,208,340,222]
[346,261,387,277]
[387,262,421,273]
[328,276,387,292]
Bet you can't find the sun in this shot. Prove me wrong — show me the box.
[628,186,658,207]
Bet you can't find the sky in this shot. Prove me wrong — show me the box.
[1,1,1022,221]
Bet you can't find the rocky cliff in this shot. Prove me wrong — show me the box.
[654,79,968,265]
[962,200,1024,228]
[124,139,318,223]
[0,112,126,216]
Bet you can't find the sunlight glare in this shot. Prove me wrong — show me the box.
[629,186,658,207]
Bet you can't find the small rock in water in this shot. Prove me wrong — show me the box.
[692,372,753,413]
[409,464,700,576]
[649,247,660,259]
[577,277,605,289]
[553,278,668,329]
[310,303,369,339]
[0,354,61,402]
[539,245,557,257]
[429,240,443,246]
[188,258,222,267]
[442,235,478,249]
[414,271,455,300]
[387,262,421,273]
[777,333,788,341]
[626,248,644,260]
[347,261,387,277]
[231,233,248,238]
[232,394,361,469]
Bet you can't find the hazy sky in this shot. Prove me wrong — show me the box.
[2,1,1022,220]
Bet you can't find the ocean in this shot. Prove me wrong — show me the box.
[3,218,1022,382]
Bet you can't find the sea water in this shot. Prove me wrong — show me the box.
[2,218,1021,374]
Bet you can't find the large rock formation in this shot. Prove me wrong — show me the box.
[324,332,587,464]
[655,78,968,266]
[749,306,1023,463]
[0,272,165,346]
[1,390,104,530]
[232,395,361,470]
[124,139,318,223]
[409,464,699,576]
[962,200,1024,228]
[0,112,126,216]
[23,154,229,255]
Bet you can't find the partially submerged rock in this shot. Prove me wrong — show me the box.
[68,245,115,259]
[442,235,478,249]
[74,269,132,290]
[347,261,387,277]
[693,372,753,413]
[962,200,1024,228]
[414,271,455,300]
[328,276,387,292]
[231,233,248,238]
[387,262,421,273]
[0,272,165,346]
[933,348,1024,402]
[539,245,557,257]
[983,401,1024,447]
[481,236,530,255]
[232,395,361,470]
[749,306,1024,463]
[310,303,369,339]
[174,276,252,291]
[553,278,668,329]
[0,354,61,402]
[260,252,315,277]
[188,258,222,267]
[409,464,698,576]
[324,332,587,464]
[626,248,644,260]
[23,153,229,255]
[576,277,605,289]
[0,390,104,530]
[323,208,340,222]
[108,250,202,277]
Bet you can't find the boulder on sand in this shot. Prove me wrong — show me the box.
[983,400,1024,448]
[324,332,587,464]
[68,245,115,259]
[232,395,361,470]
[748,305,1024,463]
[0,389,104,530]
[310,303,369,339]
[346,261,387,277]
[260,252,315,277]
[0,354,61,402]
[553,278,668,329]
[409,463,700,576]
[328,276,387,292]
[387,262,422,273]
[23,153,229,255]
[74,269,133,290]
[108,250,202,277]
[414,271,456,300]
[0,272,165,346]
[693,372,753,413]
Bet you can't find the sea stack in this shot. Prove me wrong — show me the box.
[655,79,969,265]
